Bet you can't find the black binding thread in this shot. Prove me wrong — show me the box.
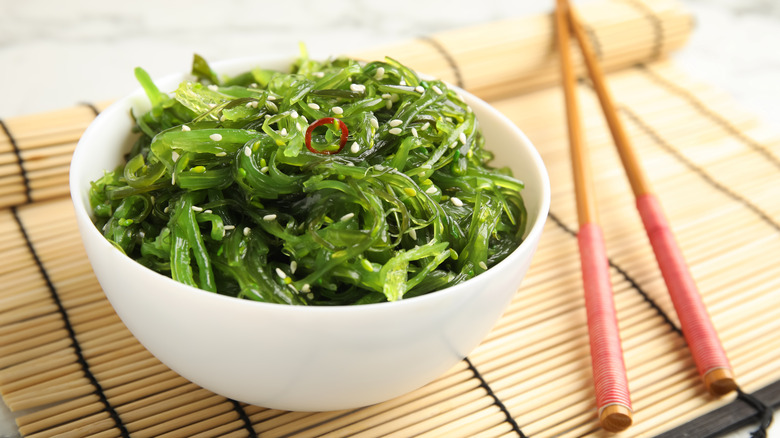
[11,207,130,438]
[419,36,465,89]
[227,398,257,437]
[638,64,780,172]
[616,103,780,233]
[737,388,774,438]
[581,24,604,62]
[81,101,101,117]
[464,357,527,437]
[617,0,664,60]
[0,118,32,204]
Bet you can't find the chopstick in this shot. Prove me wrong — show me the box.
[559,0,737,398]
[554,0,633,433]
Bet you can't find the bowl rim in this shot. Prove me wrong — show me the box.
[69,54,551,314]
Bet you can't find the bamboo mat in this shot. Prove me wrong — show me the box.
[2,0,780,436]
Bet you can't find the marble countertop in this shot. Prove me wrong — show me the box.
[1,0,779,126]
[0,0,778,437]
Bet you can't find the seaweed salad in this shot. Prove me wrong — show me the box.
[89,52,527,305]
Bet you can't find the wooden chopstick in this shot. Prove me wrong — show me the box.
[554,0,633,433]
[561,0,737,397]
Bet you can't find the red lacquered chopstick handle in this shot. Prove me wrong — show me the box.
[578,223,633,432]
[636,193,736,395]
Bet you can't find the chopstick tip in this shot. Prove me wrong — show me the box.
[704,367,737,396]
[600,404,633,433]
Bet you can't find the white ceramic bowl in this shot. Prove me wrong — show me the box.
[70,56,550,411]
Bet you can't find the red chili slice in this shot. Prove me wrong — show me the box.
[305,117,349,155]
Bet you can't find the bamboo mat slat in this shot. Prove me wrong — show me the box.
[3,0,780,436]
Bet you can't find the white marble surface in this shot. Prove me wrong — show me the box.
[0,0,778,437]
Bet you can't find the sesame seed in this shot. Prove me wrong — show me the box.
[290,261,297,274]
[266,101,278,112]
[264,114,271,119]
[251,101,259,108]
[267,95,277,101]
[290,110,299,118]
[243,227,251,236]
[346,162,355,167]
[425,186,437,194]
[350,83,366,93]
[421,122,430,130]
[421,164,432,170]
[409,228,417,240]
[220,115,226,122]
[332,106,343,115]
[450,197,464,207]
[415,85,425,93]
[388,119,403,127]
[313,71,325,78]
[374,164,386,171]
[432,85,443,95]
[280,128,288,136]
[301,283,311,293]
[350,142,360,153]
[263,214,277,222]
[479,261,488,270]
[449,142,458,149]
[370,117,379,129]
[459,132,467,144]
[192,206,203,212]
[249,83,258,88]
[208,84,219,91]
[341,212,355,222]
[399,78,406,85]
[381,93,392,99]
[210,133,223,141]
[308,103,320,110]
[411,127,418,138]
[244,146,252,156]
[245,102,254,108]
[275,268,287,279]
[164,206,170,213]
[224,225,235,230]
[208,103,217,108]
[260,166,269,173]
[215,151,227,157]
[375,67,385,80]
[388,127,402,135]
[181,125,191,131]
